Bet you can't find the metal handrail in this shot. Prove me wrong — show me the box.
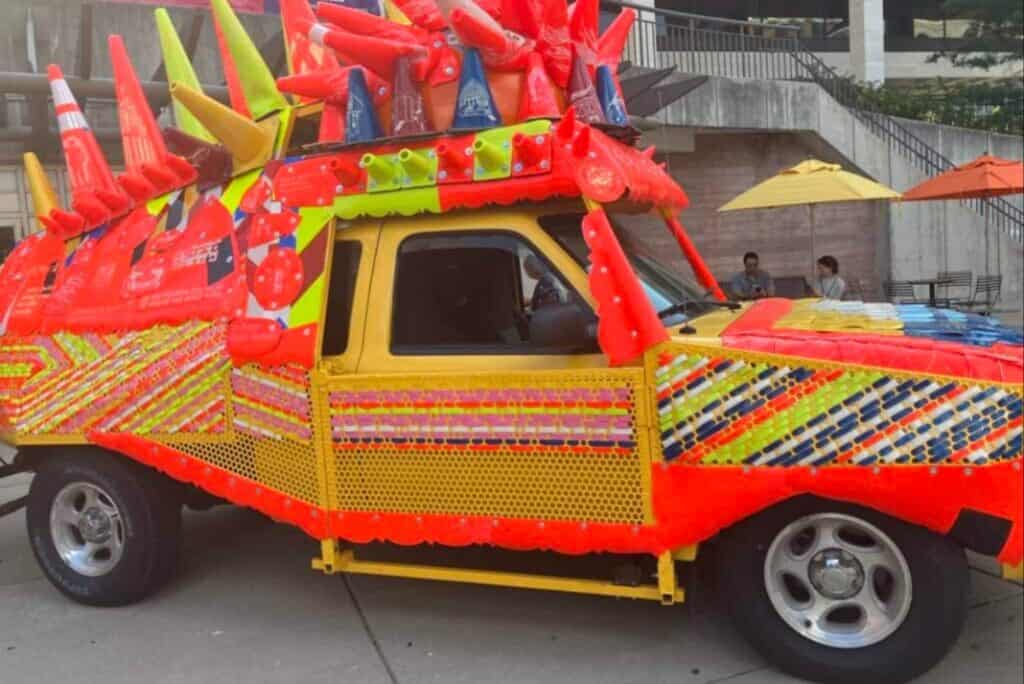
[601,1,800,33]
[604,2,1023,242]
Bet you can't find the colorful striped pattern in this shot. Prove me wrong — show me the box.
[231,364,313,442]
[656,349,1023,467]
[2,322,229,436]
[329,387,636,453]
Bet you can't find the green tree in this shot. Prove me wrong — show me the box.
[930,0,1024,69]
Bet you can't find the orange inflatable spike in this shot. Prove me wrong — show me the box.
[315,2,424,43]
[569,0,599,67]
[597,8,635,67]
[555,105,577,140]
[512,132,544,166]
[109,35,195,200]
[518,50,561,120]
[48,64,132,231]
[641,146,656,159]
[391,0,446,31]
[315,24,426,83]
[211,16,252,118]
[571,124,591,157]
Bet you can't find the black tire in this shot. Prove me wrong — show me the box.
[26,447,182,607]
[718,496,968,684]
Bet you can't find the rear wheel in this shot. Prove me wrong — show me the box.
[27,448,181,606]
[718,497,968,684]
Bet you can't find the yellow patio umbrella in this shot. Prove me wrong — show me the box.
[719,159,901,272]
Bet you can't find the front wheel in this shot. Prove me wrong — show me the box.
[718,497,968,684]
[26,448,181,606]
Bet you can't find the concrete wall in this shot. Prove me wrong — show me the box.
[653,74,1023,314]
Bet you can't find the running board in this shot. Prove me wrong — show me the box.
[314,541,684,605]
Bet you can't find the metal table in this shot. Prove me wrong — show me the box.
[906,277,947,308]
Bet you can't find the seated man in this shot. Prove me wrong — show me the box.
[524,254,562,310]
[729,252,774,300]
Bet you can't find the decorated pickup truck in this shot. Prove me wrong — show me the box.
[0,2,1021,683]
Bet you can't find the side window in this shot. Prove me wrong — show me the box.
[322,241,362,356]
[391,232,598,355]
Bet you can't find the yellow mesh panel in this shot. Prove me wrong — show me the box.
[323,369,649,524]
[160,434,320,505]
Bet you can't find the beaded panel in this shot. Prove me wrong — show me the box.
[324,370,648,524]
[654,346,1023,467]
[0,322,229,437]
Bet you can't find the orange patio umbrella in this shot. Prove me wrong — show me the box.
[901,154,1023,201]
[900,154,1023,277]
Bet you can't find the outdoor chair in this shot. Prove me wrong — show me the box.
[884,280,919,304]
[936,270,972,308]
[959,275,1002,315]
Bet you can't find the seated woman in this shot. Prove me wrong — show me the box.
[812,255,846,300]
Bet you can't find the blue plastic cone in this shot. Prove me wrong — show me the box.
[345,67,383,143]
[595,65,628,126]
[451,48,502,130]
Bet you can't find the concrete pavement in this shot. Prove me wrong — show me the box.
[1,446,1021,684]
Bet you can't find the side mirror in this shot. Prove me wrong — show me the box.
[529,302,598,352]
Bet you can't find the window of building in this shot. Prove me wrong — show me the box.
[321,241,362,356]
[391,232,598,355]
[0,226,15,265]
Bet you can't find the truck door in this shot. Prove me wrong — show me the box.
[316,210,655,548]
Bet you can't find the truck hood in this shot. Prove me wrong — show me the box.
[710,298,1024,384]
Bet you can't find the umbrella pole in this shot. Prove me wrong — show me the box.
[809,203,816,273]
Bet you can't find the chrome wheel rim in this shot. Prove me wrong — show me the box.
[764,513,912,649]
[49,482,125,577]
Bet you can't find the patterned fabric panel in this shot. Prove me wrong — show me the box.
[329,387,636,453]
[231,364,313,443]
[656,348,1023,467]
[1,322,229,436]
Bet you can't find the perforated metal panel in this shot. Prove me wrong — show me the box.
[161,434,321,505]
[322,370,650,524]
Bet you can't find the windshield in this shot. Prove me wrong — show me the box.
[540,213,716,320]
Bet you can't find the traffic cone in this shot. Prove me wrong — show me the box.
[447,3,534,71]
[315,1,423,43]
[568,0,599,68]
[317,24,427,82]
[280,0,341,80]
[277,65,391,106]
[384,0,414,25]
[391,56,431,136]
[170,81,275,166]
[537,0,571,88]
[23,153,59,232]
[518,51,561,120]
[155,8,215,142]
[452,48,502,129]
[391,0,446,31]
[595,64,627,126]
[597,8,635,68]
[211,10,251,118]
[345,68,384,143]
[48,64,132,231]
[162,127,234,189]
[210,0,288,120]
[567,51,605,123]
[109,35,196,201]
